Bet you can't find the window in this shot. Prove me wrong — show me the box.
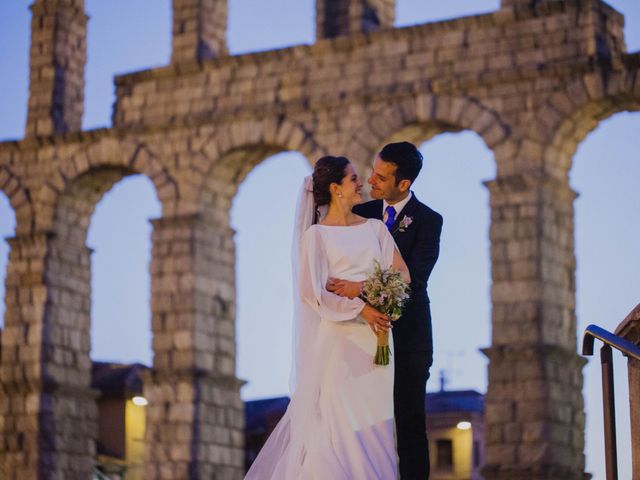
[436,439,453,469]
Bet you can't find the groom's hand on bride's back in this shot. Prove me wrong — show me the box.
[326,278,363,299]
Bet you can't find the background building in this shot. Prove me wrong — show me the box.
[426,388,485,480]
[91,362,148,480]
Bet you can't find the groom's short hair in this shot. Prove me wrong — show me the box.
[379,141,423,185]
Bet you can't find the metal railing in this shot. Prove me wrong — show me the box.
[582,324,640,480]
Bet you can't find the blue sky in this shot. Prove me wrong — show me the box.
[1,1,639,479]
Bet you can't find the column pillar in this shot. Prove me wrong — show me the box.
[145,214,244,479]
[316,0,395,40]
[26,0,86,137]
[171,0,228,64]
[482,172,587,480]
[0,231,97,479]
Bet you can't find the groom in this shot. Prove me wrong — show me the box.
[328,141,442,479]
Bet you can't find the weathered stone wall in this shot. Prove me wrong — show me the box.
[114,1,624,143]
[1,0,639,479]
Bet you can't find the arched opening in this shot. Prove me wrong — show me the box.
[0,0,30,141]
[48,163,161,479]
[84,0,171,130]
[198,141,312,472]
[412,131,495,394]
[88,176,160,365]
[87,173,160,478]
[412,130,494,476]
[232,151,311,401]
[0,191,16,329]
[337,93,507,474]
[373,120,496,392]
[571,111,639,480]
[395,0,498,27]
[364,118,495,476]
[228,0,314,54]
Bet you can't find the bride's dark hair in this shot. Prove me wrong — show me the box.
[312,155,350,207]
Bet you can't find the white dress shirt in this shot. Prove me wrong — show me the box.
[382,191,413,224]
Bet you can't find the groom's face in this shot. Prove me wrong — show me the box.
[368,156,408,202]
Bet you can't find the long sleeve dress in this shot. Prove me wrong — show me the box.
[245,218,398,480]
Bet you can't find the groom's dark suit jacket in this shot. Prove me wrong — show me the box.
[354,194,442,353]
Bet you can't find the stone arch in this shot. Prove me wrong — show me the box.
[190,119,322,369]
[535,69,640,180]
[568,110,639,480]
[479,70,640,480]
[134,120,324,475]
[32,138,170,477]
[409,130,495,384]
[345,94,510,167]
[42,136,169,373]
[41,140,168,343]
[195,118,325,216]
[339,96,501,379]
[533,70,640,478]
[346,99,504,475]
[35,137,176,234]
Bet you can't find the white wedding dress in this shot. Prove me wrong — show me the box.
[245,218,398,480]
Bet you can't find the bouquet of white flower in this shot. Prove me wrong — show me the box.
[360,260,411,365]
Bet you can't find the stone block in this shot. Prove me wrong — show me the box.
[485,401,515,424]
[486,443,517,465]
[517,441,551,464]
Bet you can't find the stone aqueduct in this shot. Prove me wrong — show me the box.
[0,0,639,478]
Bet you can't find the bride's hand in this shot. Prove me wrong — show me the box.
[360,304,391,334]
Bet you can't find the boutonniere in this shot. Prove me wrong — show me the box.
[393,215,413,234]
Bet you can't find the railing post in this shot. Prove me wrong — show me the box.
[600,344,618,480]
[583,322,640,480]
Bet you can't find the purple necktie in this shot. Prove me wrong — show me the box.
[384,206,396,231]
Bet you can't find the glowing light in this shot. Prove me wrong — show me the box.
[457,421,471,430]
[132,396,148,406]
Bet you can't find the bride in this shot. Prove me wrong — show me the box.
[245,155,410,479]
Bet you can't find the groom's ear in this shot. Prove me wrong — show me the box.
[398,178,411,193]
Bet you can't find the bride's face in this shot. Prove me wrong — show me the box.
[334,163,363,206]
